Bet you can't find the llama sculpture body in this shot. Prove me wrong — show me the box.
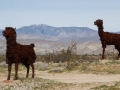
[94,19,120,59]
[2,27,36,80]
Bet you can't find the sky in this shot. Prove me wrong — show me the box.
[0,0,120,32]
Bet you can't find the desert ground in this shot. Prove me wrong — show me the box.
[0,60,120,90]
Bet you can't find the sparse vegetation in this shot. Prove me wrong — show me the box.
[0,78,71,90]
[1,60,120,90]
[0,54,6,63]
[79,61,120,74]
[91,82,120,90]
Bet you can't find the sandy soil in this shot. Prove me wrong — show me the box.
[1,59,120,90]
[36,71,120,83]
[1,70,120,90]
[35,70,120,90]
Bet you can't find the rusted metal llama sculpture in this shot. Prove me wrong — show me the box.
[2,27,36,80]
[94,19,120,59]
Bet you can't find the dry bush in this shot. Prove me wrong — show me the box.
[34,62,49,71]
[42,40,77,70]
[0,55,5,63]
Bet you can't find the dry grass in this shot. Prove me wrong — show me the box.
[1,59,120,89]
[0,66,70,90]
[0,78,71,90]
[90,82,120,90]
[76,60,120,74]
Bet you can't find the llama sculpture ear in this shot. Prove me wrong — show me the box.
[14,27,16,37]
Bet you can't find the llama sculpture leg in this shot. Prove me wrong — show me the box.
[102,42,106,59]
[102,48,105,59]
[25,65,29,78]
[14,63,18,80]
[23,62,30,78]
[117,52,120,60]
[7,64,12,80]
[31,64,34,78]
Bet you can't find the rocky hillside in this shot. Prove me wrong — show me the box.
[0,39,117,55]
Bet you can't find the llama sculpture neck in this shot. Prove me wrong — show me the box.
[97,24,104,38]
[6,36,17,49]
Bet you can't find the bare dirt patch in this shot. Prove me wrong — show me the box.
[35,70,120,90]
[37,71,120,83]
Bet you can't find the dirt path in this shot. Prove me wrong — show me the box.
[36,71,120,84]
[1,71,120,90]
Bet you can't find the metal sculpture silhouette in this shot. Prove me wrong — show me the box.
[2,27,36,80]
[94,19,120,59]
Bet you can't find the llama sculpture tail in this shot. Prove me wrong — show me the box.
[30,43,35,47]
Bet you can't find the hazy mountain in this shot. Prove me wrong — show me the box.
[0,24,99,42]
[1,24,120,42]
[16,24,98,41]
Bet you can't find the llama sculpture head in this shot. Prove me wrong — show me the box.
[94,19,103,27]
[2,27,16,38]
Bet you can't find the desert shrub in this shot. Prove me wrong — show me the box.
[42,40,77,70]
[34,62,49,71]
[0,55,5,63]
[78,55,99,64]
[91,82,120,90]
[105,52,118,60]
[0,62,7,67]
[49,67,64,73]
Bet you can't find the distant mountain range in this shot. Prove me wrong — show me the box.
[0,25,120,55]
[0,24,99,42]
